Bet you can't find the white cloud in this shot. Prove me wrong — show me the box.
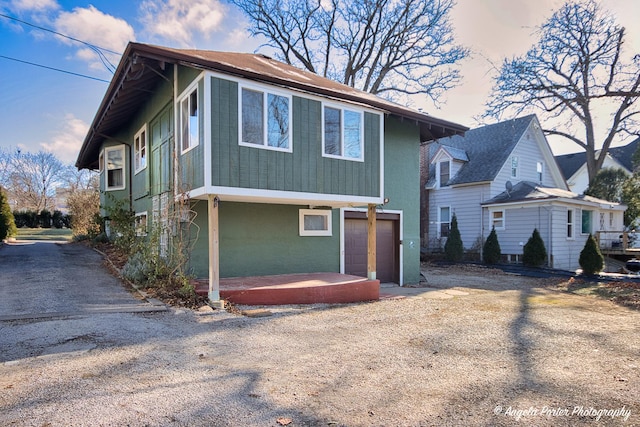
[41,114,88,164]
[54,5,135,70]
[9,0,59,13]
[139,0,227,47]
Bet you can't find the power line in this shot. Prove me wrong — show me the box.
[0,55,110,83]
[0,13,119,73]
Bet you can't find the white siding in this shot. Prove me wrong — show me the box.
[428,183,490,251]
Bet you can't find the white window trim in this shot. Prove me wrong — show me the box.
[438,205,451,238]
[321,101,365,162]
[510,156,519,179]
[581,209,593,235]
[438,160,450,188]
[567,208,575,240]
[135,211,148,237]
[104,145,126,191]
[536,161,544,183]
[178,80,200,155]
[238,83,293,153]
[134,124,148,174]
[299,209,332,236]
[491,209,505,231]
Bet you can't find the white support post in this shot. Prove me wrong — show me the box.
[208,194,222,307]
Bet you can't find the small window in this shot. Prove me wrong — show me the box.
[323,105,363,161]
[599,212,605,230]
[135,212,148,236]
[439,206,451,237]
[299,209,332,236]
[104,145,125,191]
[492,210,505,230]
[536,161,544,182]
[134,125,147,174]
[609,212,614,228]
[581,209,592,234]
[567,209,574,238]
[511,156,519,178]
[179,86,199,153]
[439,161,450,187]
[240,87,291,151]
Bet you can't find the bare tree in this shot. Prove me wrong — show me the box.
[9,151,66,212]
[485,0,640,183]
[232,0,468,104]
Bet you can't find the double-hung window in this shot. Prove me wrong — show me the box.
[439,206,451,238]
[323,104,363,161]
[439,161,450,187]
[134,125,147,174]
[536,161,544,182]
[581,209,592,234]
[240,86,291,151]
[179,85,199,153]
[492,210,505,230]
[567,209,574,238]
[510,156,519,178]
[104,145,125,191]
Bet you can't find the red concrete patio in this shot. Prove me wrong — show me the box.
[193,272,380,305]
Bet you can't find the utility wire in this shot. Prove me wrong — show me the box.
[0,13,119,73]
[0,55,110,83]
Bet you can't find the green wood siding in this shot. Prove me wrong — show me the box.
[383,115,422,284]
[187,202,340,278]
[210,76,380,197]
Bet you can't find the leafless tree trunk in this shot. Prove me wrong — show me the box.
[232,0,468,104]
[485,0,640,184]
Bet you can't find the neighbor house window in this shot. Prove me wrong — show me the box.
[599,212,606,230]
[567,209,574,238]
[135,212,148,236]
[439,206,451,237]
[299,209,332,236]
[511,156,519,178]
[609,212,614,228]
[323,105,363,161]
[240,86,291,151]
[134,125,147,174]
[99,151,104,174]
[104,145,125,191]
[179,85,199,153]
[536,161,544,182]
[439,161,450,187]
[491,210,505,230]
[581,209,592,234]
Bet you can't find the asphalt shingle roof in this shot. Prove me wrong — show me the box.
[426,115,536,186]
[555,138,639,180]
[481,181,622,207]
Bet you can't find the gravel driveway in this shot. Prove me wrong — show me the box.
[0,243,638,426]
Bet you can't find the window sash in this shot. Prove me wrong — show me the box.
[241,87,291,151]
[567,209,574,238]
[179,87,199,153]
[134,126,147,173]
[440,161,450,186]
[105,146,125,190]
[323,105,363,161]
[581,210,592,234]
[492,210,505,230]
[299,209,332,236]
[439,207,450,237]
[511,156,518,178]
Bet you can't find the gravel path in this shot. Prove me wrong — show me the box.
[1,255,638,426]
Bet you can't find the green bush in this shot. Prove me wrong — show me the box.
[522,228,547,267]
[483,226,501,264]
[0,187,17,239]
[444,214,464,262]
[579,234,604,275]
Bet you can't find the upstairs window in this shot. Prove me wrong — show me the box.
[439,161,450,187]
[536,161,544,182]
[134,125,147,174]
[105,145,125,191]
[323,105,363,161]
[240,87,291,151]
[179,85,199,153]
[511,156,519,178]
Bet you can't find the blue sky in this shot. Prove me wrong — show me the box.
[1,0,639,165]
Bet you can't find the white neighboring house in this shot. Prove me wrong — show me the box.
[420,115,626,272]
[555,138,639,194]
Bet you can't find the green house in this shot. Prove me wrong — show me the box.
[76,42,466,301]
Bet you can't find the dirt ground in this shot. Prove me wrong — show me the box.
[1,261,638,426]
